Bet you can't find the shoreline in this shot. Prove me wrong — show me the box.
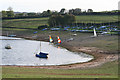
[1,35,118,69]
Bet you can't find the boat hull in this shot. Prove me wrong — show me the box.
[5,45,11,49]
[39,52,48,55]
[35,53,48,58]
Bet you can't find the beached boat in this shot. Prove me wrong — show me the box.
[35,42,49,58]
[8,35,16,37]
[91,28,97,38]
[93,28,97,37]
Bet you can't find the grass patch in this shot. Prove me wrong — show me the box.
[75,15,118,23]
[2,17,48,29]
[2,60,118,78]
[2,28,27,31]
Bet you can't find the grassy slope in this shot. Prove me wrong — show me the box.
[2,18,48,29]
[2,15,118,29]
[75,15,118,23]
[2,61,118,78]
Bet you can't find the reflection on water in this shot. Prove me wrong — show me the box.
[1,36,93,66]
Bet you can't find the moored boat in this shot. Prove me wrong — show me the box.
[35,42,49,58]
[5,44,11,49]
[36,52,49,58]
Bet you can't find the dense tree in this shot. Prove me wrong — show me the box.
[74,8,81,15]
[15,13,24,17]
[51,11,58,15]
[68,8,81,15]
[59,8,66,14]
[41,10,51,17]
[2,10,7,17]
[27,13,36,16]
[69,9,75,14]
[48,14,75,27]
[87,9,93,12]
[1,7,118,19]
[5,7,14,17]
[6,11,14,17]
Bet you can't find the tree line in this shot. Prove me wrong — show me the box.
[48,14,75,27]
[1,7,119,19]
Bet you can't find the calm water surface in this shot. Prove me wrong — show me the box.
[1,36,93,66]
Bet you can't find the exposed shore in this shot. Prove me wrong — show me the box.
[2,31,118,69]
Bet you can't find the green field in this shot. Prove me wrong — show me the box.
[2,17,49,29]
[75,15,118,23]
[2,61,118,78]
[2,15,118,29]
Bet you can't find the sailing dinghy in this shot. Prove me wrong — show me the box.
[35,42,49,58]
[91,28,97,37]
[57,36,61,44]
[49,35,53,43]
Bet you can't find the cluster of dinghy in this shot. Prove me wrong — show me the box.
[35,35,61,59]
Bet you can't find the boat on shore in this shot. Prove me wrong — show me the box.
[8,35,16,37]
[91,28,97,38]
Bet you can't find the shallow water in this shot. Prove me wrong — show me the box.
[1,36,93,66]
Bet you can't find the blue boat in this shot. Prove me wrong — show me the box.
[8,35,16,37]
[35,42,49,58]
[35,53,48,58]
[39,52,48,55]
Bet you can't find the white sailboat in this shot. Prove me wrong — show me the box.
[93,28,97,37]
[35,42,49,58]
[5,32,12,49]
[91,28,97,38]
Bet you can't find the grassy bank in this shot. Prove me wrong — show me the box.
[2,60,118,78]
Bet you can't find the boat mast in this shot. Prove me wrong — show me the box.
[40,41,41,52]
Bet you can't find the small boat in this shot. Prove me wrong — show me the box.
[93,28,97,37]
[8,35,16,37]
[57,36,61,44]
[91,28,97,38]
[35,52,49,58]
[35,42,49,58]
[5,44,11,49]
[49,35,53,43]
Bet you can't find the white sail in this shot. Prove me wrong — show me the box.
[94,28,97,37]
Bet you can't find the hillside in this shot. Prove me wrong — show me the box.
[2,15,118,29]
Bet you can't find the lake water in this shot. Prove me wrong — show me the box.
[1,36,93,66]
